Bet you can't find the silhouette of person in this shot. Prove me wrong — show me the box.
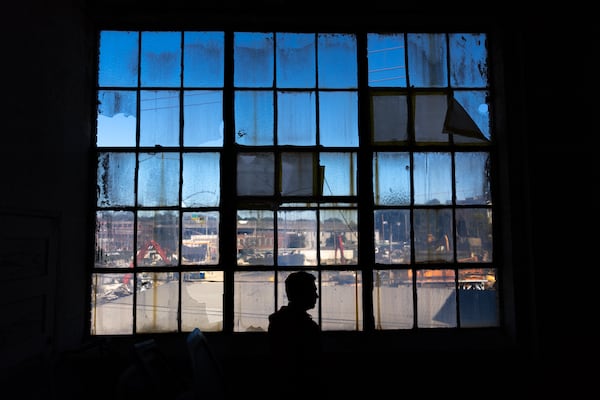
[267,271,325,397]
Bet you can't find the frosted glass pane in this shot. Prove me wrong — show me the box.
[276,33,315,88]
[237,153,275,195]
[281,152,314,196]
[450,33,487,88]
[321,270,362,331]
[416,270,456,328]
[407,33,447,88]
[137,152,180,206]
[91,273,134,334]
[277,91,316,145]
[97,152,135,207]
[319,209,358,265]
[99,31,138,87]
[372,94,408,143]
[414,93,449,144]
[413,152,452,205]
[373,270,413,329]
[182,275,224,332]
[137,272,180,333]
[233,271,274,332]
[319,91,359,147]
[141,31,181,87]
[318,33,357,88]
[320,152,357,196]
[140,90,180,147]
[367,33,406,87]
[97,90,137,147]
[455,152,491,204]
[234,32,274,87]
[373,152,410,205]
[184,31,224,87]
[182,153,220,207]
[234,90,274,146]
[183,90,223,147]
[413,209,453,263]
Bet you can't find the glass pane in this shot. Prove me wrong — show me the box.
[137,152,180,207]
[182,152,220,207]
[182,271,224,331]
[281,152,314,196]
[318,33,357,88]
[413,152,452,205]
[182,211,219,265]
[235,90,274,145]
[98,31,138,87]
[367,33,406,87]
[459,268,498,327]
[276,270,318,321]
[276,33,315,88]
[184,31,224,87]
[136,210,179,266]
[95,211,134,268]
[373,152,410,205]
[414,209,453,263]
[234,32,274,87]
[97,90,137,147]
[233,271,274,332]
[414,93,449,144]
[91,273,133,335]
[237,210,275,266]
[455,152,491,205]
[319,91,359,147]
[407,33,447,88]
[277,91,316,145]
[451,91,491,143]
[278,210,317,266]
[321,270,362,331]
[141,31,181,87]
[183,90,223,147]
[320,209,358,265]
[449,33,487,88]
[374,210,410,264]
[371,94,408,143]
[320,152,357,196]
[97,152,135,207]
[373,269,413,329]
[136,272,180,333]
[237,152,275,196]
[456,208,493,263]
[140,90,180,147]
[416,269,457,328]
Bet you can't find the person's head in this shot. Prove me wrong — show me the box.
[285,271,318,311]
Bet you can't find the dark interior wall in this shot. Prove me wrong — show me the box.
[0,1,594,398]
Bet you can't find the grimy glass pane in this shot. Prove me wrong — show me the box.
[237,210,275,266]
[140,90,180,147]
[235,90,274,145]
[91,273,134,335]
[182,211,219,265]
[276,32,315,88]
[367,33,406,87]
[451,90,491,143]
[276,270,318,321]
[234,32,274,88]
[373,270,413,329]
[136,272,180,333]
[449,33,487,88]
[456,208,493,263]
[413,208,453,263]
[233,271,274,332]
[319,92,359,147]
[95,210,134,268]
[99,31,138,87]
[414,93,449,144]
[374,209,410,264]
[319,209,358,265]
[459,268,498,327]
[184,31,224,87]
[281,152,314,196]
[97,152,135,207]
[237,152,275,196]
[97,90,137,147]
[277,91,316,145]
[183,90,223,147]
[371,94,409,143]
[321,270,362,331]
[320,152,357,196]
[455,152,491,205]
[373,152,410,205]
[413,152,452,205]
[407,33,447,88]
[136,210,179,267]
[182,153,220,207]
[416,269,457,328]
[182,272,224,331]
[277,210,317,266]
[318,33,357,89]
[141,31,181,87]
[137,152,180,207]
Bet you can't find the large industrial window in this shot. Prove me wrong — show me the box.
[92,30,497,335]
